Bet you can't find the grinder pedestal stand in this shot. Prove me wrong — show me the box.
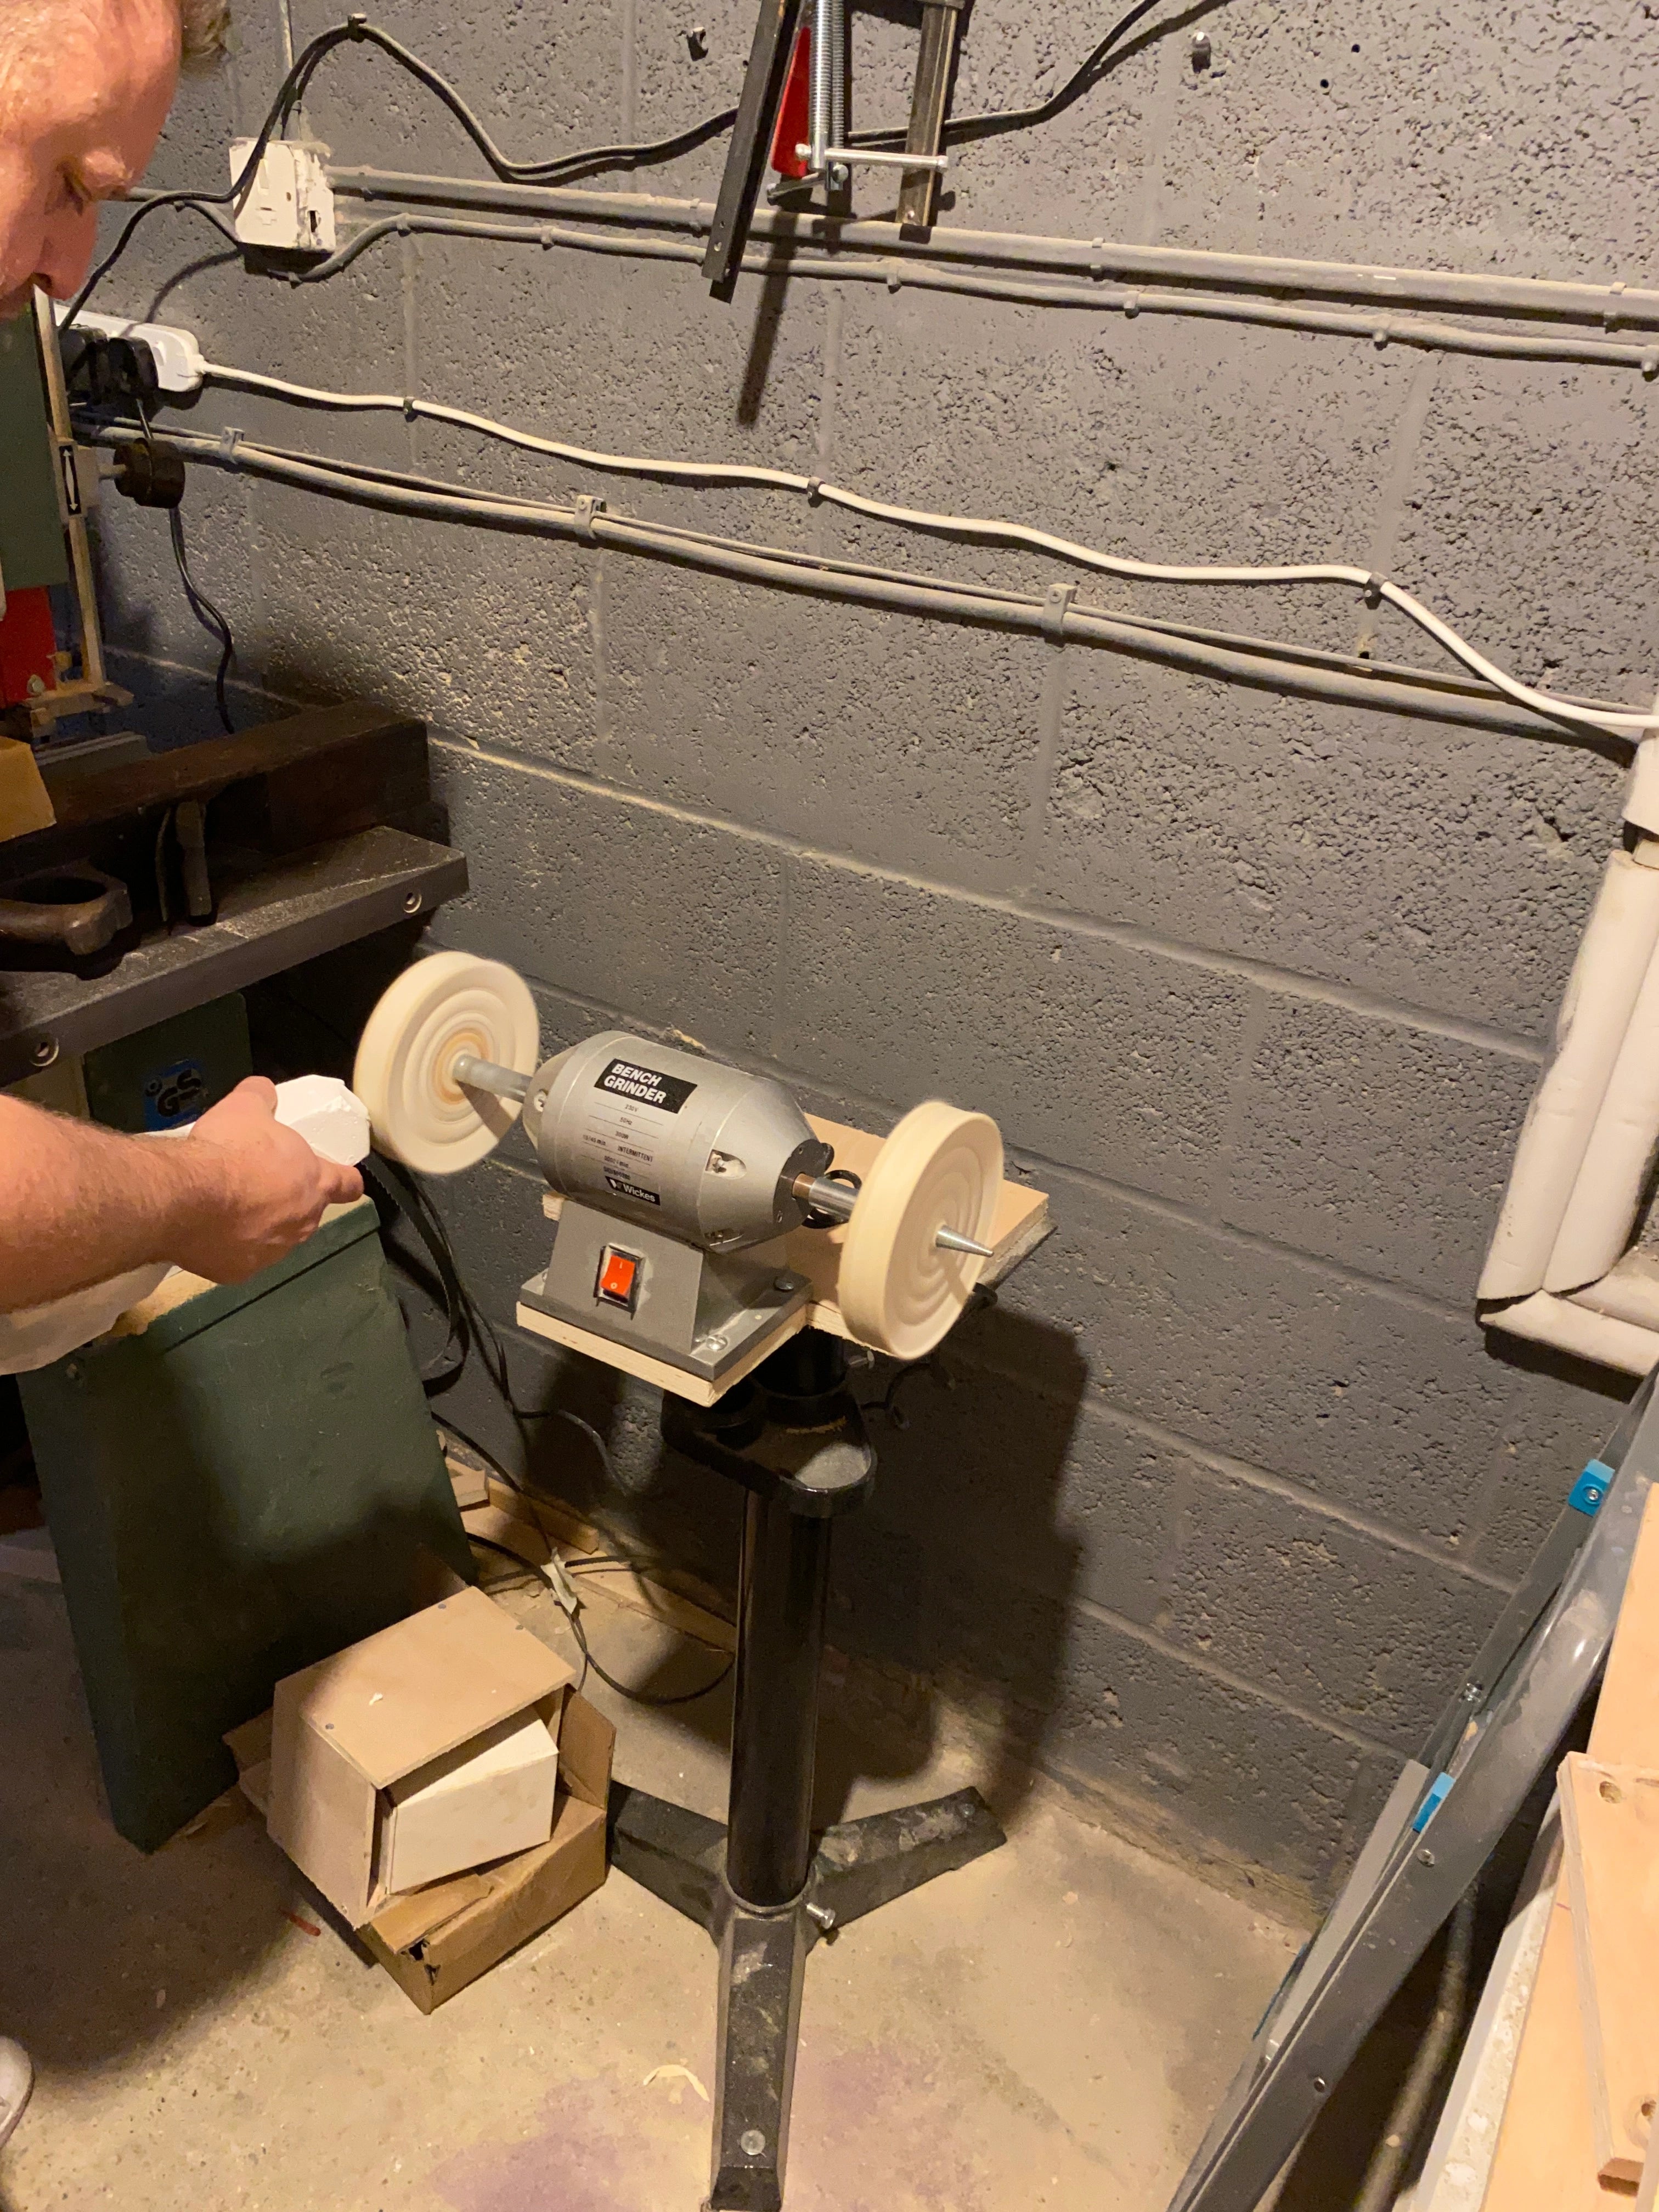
[608,1330,1006,2211]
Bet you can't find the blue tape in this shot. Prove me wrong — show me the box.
[1569,1459,1613,1516]
[1412,1771,1454,1834]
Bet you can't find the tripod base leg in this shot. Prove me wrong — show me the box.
[608,1785,1007,2207]
[811,1787,1006,1929]
[710,1888,808,2211]
[607,1782,726,1933]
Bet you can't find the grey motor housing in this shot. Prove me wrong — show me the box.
[523,1031,831,1251]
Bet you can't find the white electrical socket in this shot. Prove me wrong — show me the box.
[228,137,336,256]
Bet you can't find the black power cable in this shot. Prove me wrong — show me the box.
[279,17,740,187]
[67,24,350,322]
[850,0,1177,153]
[466,1530,736,1708]
[70,14,735,321]
[130,394,238,731]
[166,507,238,733]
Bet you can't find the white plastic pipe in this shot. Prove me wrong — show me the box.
[1479,852,1659,1300]
[1546,922,1659,1290]
[1570,1250,1659,1331]
[1624,734,1659,837]
[1487,1290,1659,1376]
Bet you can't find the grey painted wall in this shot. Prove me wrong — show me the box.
[88,0,1655,1898]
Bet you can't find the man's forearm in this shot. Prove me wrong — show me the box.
[0,1096,218,1313]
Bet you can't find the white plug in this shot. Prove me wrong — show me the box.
[228,137,337,256]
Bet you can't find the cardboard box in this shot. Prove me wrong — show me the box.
[227,1673,615,2015]
[267,1586,574,1927]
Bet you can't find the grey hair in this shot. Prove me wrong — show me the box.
[178,0,230,63]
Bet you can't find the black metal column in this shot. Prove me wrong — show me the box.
[610,1329,1007,2211]
[727,1479,832,1905]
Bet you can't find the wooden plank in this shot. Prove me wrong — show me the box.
[462,1500,552,1567]
[1559,1754,1659,2183]
[1590,1486,1659,1763]
[18,699,422,836]
[447,1457,489,1512]
[514,1296,801,1405]
[1481,1894,1610,2211]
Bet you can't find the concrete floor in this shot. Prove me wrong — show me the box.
[0,1553,1305,2212]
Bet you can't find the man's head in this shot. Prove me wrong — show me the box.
[0,0,225,324]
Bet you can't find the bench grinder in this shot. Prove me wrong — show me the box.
[352,949,1005,1395]
[353,952,1037,2211]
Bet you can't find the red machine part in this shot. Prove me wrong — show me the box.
[769,24,812,179]
[0,586,58,709]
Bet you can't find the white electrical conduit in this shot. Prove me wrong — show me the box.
[280,208,1659,378]
[201,359,1659,742]
[1476,853,1659,1300]
[1572,1251,1659,1333]
[1546,923,1659,1291]
[1488,1291,1659,1378]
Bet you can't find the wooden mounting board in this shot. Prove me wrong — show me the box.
[1591,1486,1659,1764]
[513,1298,802,1407]
[1483,1492,1659,2210]
[1559,1754,1659,2183]
[535,1112,1051,1351]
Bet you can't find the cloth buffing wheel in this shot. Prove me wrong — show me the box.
[352,951,539,1174]
[837,1100,1002,1361]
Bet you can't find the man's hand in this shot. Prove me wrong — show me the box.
[0,1080,365,1314]
[168,1077,364,1284]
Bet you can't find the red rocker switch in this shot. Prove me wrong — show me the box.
[596,1248,642,1314]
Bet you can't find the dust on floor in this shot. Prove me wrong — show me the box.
[0,1562,1303,2212]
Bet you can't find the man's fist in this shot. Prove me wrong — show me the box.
[171,1077,364,1283]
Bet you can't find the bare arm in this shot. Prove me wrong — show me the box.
[0,1077,364,1313]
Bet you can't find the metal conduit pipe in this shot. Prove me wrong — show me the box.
[327,166,1659,331]
[1350,1887,1479,2212]
[287,208,1659,377]
[97,424,1622,748]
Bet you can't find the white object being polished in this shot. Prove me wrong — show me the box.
[378,1710,561,1895]
[0,1075,373,1376]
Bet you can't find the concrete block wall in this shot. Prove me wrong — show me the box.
[85,0,1656,1897]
